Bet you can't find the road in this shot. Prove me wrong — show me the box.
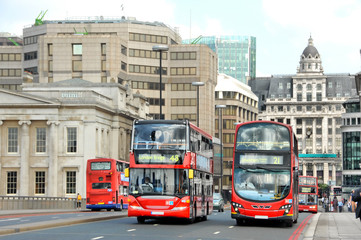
[0,210,313,240]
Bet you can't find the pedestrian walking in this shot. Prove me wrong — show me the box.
[333,196,338,212]
[77,193,82,210]
[338,199,343,212]
[351,188,361,221]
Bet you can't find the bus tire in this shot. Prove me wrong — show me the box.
[137,217,145,224]
[293,218,298,223]
[115,201,123,211]
[285,220,293,227]
[236,219,243,226]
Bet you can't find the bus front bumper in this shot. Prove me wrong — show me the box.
[128,206,190,219]
[231,210,293,221]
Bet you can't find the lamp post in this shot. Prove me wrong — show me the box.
[152,45,169,119]
[192,82,205,126]
[215,104,226,195]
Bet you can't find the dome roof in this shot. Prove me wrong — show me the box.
[302,36,319,57]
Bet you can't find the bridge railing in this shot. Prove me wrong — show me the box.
[0,196,85,210]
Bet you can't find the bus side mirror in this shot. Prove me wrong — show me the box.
[125,168,129,178]
[189,169,194,179]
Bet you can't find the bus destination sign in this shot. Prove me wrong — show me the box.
[239,154,283,165]
[137,153,181,164]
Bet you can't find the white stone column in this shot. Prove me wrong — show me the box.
[110,126,120,159]
[19,120,31,196]
[313,163,317,178]
[303,163,307,176]
[119,128,126,160]
[47,121,59,197]
[332,163,336,182]
[323,162,329,184]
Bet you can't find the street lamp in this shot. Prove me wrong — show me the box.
[192,82,205,126]
[215,104,226,195]
[152,45,169,119]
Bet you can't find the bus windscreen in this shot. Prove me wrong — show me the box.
[236,122,290,151]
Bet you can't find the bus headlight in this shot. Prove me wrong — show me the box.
[232,202,243,213]
[279,204,292,214]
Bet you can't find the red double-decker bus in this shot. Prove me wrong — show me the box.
[126,120,213,223]
[86,158,129,211]
[299,176,318,213]
[231,121,299,227]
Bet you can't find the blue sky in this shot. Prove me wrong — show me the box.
[1,0,360,76]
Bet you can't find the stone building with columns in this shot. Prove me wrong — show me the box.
[0,78,149,197]
[249,37,357,185]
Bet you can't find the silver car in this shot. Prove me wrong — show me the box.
[213,193,225,212]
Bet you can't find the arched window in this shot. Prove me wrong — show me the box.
[306,84,312,91]
[316,84,322,90]
[297,84,302,91]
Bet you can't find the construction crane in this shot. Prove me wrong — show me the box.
[7,38,19,46]
[191,35,202,44]
[35,10,48,26]
[74,28,88,35]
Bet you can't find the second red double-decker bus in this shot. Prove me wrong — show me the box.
[231,121,299,227]
[86,158,129,211]
[127,120,213,223]
[299,176,318,213]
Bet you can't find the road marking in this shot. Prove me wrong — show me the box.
[127,229,136,232]
[228,226,234,229]
[91,237,104,240]
[213,231,220,235]
[0,218,20,222]
[153,224,158,226]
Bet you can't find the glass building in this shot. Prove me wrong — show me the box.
[184,36,256,84]
[341,97,361,196]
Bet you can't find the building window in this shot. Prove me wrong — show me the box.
[35,171,45,194]
[67,127,77,153]
[48,44,53,56]
[121,45,127,55]
[48,60,53,72]
[316,84,322,90]
[8,127,18,153]
[316,93,322,101]
[72,60,82,72]
[287,83,291,89]
[307,93,312,101]
[171,114,196,121]
[36,128,46,153]
[306,84,312,91]
[297,106,302,112]
[297,128,302,134]
[328,82,333,88]
[297,93,302,101]
[72,44,82,55]
[101,60,106,71]
[121,62,127,71]
[7,171,17,194]
[66,171,76,194]
[101,43,106,55]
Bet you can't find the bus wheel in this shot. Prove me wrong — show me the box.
[201,215,207,221]
[107,209,111,211]
[293,218,298,224]
[284,220,293,227]
[137,217,145,224]
[236,219,244,226]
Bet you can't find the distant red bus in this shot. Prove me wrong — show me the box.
[299,176,318,213]
[86,158,129,211]
[127,120,214,223]
[231,121,299,227]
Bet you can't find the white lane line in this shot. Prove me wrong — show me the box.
[91,236,104,240]
[0,218,20,222]
[213,231,220,235]
[229,226,234,229]
[153,224,158,226]
[127,229,136,232]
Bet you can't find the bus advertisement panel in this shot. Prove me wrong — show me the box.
[299,176,318,213]
[86,158,129,211]
[127,120,213,224]
[231,121,299,227]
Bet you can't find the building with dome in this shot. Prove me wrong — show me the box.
[249,36,358,187]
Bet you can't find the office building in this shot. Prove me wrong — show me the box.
[0,33,23,90]
[20,17,217,135]
[249,36,358,185]
[184,36,256,84]
[215,73,258,199]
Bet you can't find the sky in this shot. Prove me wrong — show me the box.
[1,0,361,76]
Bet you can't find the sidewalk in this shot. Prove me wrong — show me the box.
[303,208,361,240]
[0,209,127,236]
